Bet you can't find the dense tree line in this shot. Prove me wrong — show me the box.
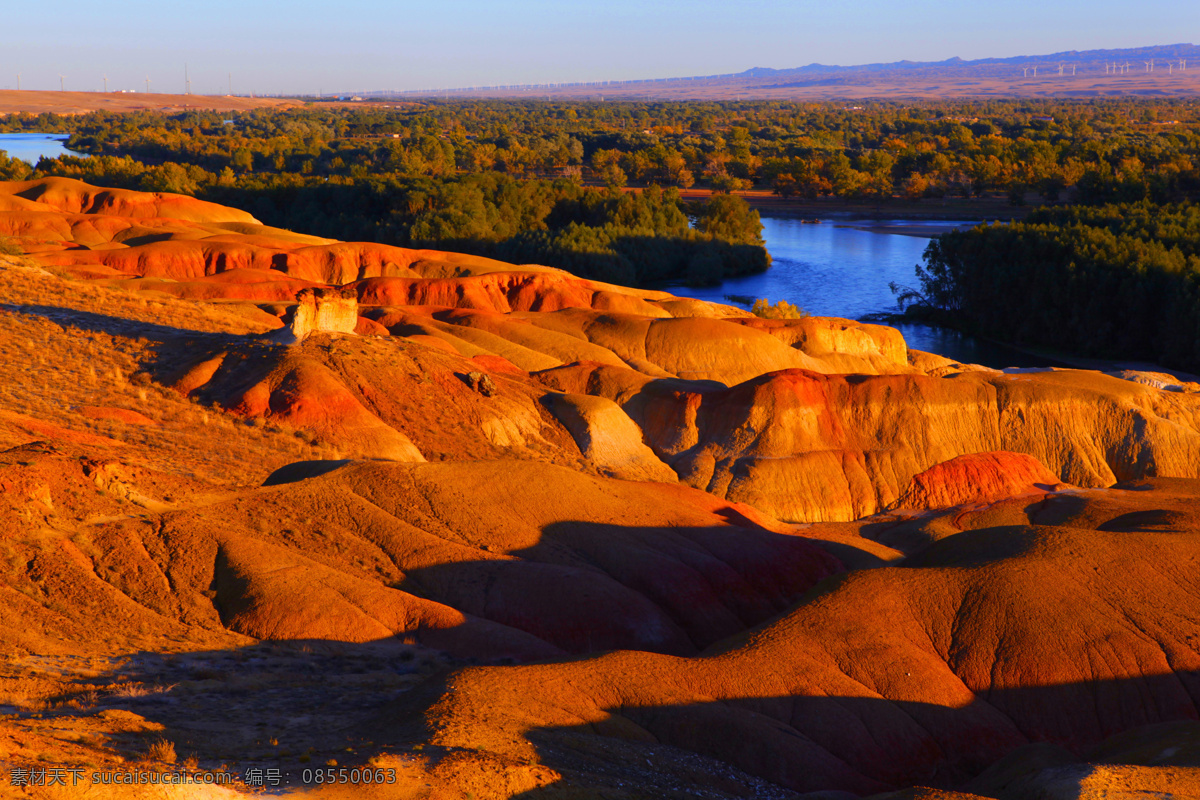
[0,150,31,180]
[912,202,1200,371]
[1,98,1193,202]
[19,152,767,286]
[3,98,1199,291]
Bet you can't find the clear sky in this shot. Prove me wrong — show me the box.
[3,0,1194,95]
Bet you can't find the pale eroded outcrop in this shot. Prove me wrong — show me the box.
[276,285,359,343]
[543,392,678,483]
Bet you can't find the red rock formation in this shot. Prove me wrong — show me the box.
[6,180,1200,798]
[889,451,1066,510]
[620,368,1200,521]
[0,176,258,223]
[179,346,426,462]
[13,177,1197,523]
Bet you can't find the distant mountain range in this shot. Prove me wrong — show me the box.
[736,43,1200,78]
[355,43,1200,101]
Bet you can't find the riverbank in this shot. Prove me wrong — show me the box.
[836,221,979,237]
[999,346,1200,383]
[675,188,1034,222]
[878,313,1200,380]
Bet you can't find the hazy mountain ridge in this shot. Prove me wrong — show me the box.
[374,43,1200,100]
[738,43,1200,78]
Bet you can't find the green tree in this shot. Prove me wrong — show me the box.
[691,194,763,245]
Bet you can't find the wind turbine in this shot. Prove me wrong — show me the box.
[1181,59,1188,71]
[1058,63,1064,76]
[145,76,150,94]
[1145,60,1154,73]
[59,75,65,91]
[103,75,108,93]
[15,73,19,91]
[1023,66,1029,77]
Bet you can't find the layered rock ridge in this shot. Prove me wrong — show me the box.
[4,179,1200,798]
[8,178,1200,526]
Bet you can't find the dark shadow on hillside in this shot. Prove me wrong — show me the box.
[5,639,451,790]
[496,674,1200,798]
[9,458,1200,795]
[0,302,245,343]
[396,517,846,658]
[252,458,1124,668]
[533,363,728,413]
[15,645,1200,798]
[0,301,281,387]
[855,512,943,557]
[0,303,307,412]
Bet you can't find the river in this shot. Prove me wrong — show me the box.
[667,215,1057,369]
[0,133,78,164]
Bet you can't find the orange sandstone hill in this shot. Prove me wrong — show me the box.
[1,177,1199,799]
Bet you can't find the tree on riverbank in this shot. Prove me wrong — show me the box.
[11,97,1200,286]
[915,202,1200,371]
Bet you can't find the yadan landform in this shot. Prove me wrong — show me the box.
[2,176,1200,798]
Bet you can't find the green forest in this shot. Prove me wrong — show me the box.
[912,202,1200,371]
[5,98,1199,202]
[1,98,1199,346]
[3,98,1199,285]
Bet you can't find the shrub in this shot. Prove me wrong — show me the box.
[145,738,177,763]
[750,298,807,319]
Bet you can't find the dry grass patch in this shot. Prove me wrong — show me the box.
[0,257,332,486]
[143,736,177,763]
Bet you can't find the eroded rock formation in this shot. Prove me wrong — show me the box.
[4,178,1200,799]
[277,285,359,343]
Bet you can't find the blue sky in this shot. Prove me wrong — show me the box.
[4,0,1194,95]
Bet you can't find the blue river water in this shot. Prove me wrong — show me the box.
[0,132,78,164]
[668,215,1057,368]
